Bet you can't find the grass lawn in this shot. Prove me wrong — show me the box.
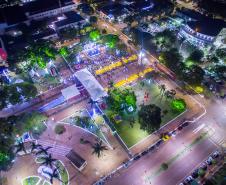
[56,160,69,185]
[43,180,51,185]
[22,176,40,185]
[105,80,185,148]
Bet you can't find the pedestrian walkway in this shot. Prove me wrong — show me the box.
[38,139,72,157]
[210,134,225,146]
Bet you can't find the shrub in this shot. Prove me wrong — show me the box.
[161,163,168,170]
[54,124,66,135]
[171,99,186,113]
[198,169,206,177]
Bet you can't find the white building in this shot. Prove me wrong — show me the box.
[25,0,77,20]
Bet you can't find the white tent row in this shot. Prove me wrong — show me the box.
[75,68,107,101]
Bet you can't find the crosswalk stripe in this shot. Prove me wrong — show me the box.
[37,140,72,156]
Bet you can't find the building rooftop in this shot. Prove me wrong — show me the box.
[23,0,74,15]
[31,28,57,40]
[131,0,154,11]
[178,9,226,36]
[188,19,226,36]
[55,12,84,28]
[2,5,27,25]
[99,3,131,17]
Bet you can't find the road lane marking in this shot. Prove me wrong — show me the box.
[193,123,205,133]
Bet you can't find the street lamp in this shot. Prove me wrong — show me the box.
[138,50,145,65]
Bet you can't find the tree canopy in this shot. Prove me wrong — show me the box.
[19,40,57,70]
[138,104,162,133]
[0,111,47,170]
[107,88,137,113]
[89,16,98,24]
[170,99,186,113]
[102,34,119,48]
[0,82,37,108]
[188,49,204,62]
[89,30,100,41]
[182,65,205,85]
[59,47,70,57]
[153,30,176,51]
[159,48,184,76]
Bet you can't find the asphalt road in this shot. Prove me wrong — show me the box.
[106,119,218,185]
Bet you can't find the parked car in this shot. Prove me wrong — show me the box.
[123,160,132,168]
[161,133,171,141]
[169,130,177,137]
[184,176,193,184]
[178,125,183,130]
[212,151,220,158]
[147,145,155,152]
[155,139,163,147]
[181,122,189,127]
[133,154,141,161]
[206,156,213,165]
[191,169,199,178]
[200,162,207,170]
[141,150,148,156]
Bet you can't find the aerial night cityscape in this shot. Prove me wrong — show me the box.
[0,0,225,185]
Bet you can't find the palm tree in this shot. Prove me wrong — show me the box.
[164,90,172,100]
[92,140,108,158]
[88,98,98,107]
[40,154,57,169]
[42,167,63,184]
[30,142,42,153]
[169,89,176,99]
[14,142,27,154]
[159,84,166,95]
[36,146,52,156]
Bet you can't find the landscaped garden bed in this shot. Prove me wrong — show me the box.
[22,176,41,185]
[55,160,69,185]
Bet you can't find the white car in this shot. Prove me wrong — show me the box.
[184,176,193,183]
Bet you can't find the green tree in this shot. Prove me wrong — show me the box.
[170,99,186,113]
[20,40,57,69]
[40,153,57,169]
[36,146,52,156]
[42,167,62,184]
[107,88,137,113]
[198,168,206,177]
[138,104,162,133]
[153,30,176,51]
[102,34,119,48]
[188,49,204,62]
[19,82,38,100]
[161,163,169,170]
[14,141,27,154]
[216,48,226,60]
[14,112,47,136]
[89,16,98,25]
[59,47,70,57]
[0,116,19,170]
[182,65,205,85]
[214,65,226,80]
[159,48,184,76]
[89,30,100,41]
[54,124,66,135]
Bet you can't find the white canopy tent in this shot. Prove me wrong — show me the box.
[61,84,80,100]
[75,68,107,101]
